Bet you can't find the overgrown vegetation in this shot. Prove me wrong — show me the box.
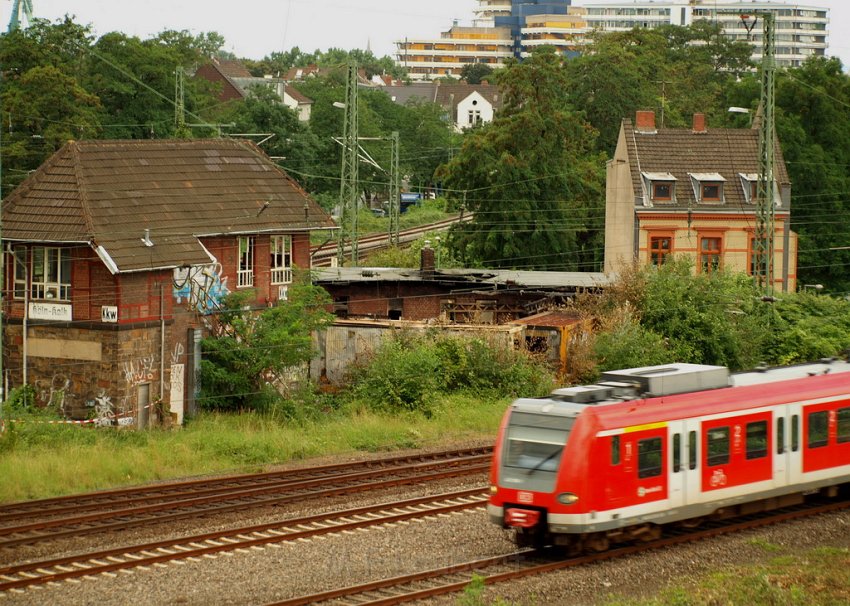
[569,259,850,382]
[197,274,333,413]
[603,547,850,606]
[347,331,555,415]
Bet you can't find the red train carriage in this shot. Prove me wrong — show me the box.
[488,360,850,551]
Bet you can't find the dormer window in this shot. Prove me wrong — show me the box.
[642,172,676,205]
[689,173,726,204]
[653,182,673,201]
[739,173,758,204]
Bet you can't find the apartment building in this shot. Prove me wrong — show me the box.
[395,0,828,78]
[581,1,828,68]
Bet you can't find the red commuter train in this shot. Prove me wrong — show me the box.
[488,359,850,551]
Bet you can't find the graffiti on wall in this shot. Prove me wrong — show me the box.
[173,261,229,314]
[123,356,155,386]
[35,374,73,416]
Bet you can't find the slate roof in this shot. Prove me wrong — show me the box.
[3,138,335,273]
[622,118,790,210]
[382,82,504,113]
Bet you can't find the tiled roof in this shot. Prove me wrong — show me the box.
[623,119,790,210]
[382,82,504,113]
[2,139,335,273]
[433,83,503,112]
[214,59,252,79]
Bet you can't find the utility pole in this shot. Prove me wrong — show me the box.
[388,131,400,246]
[336,62,359,266]
[752,12,776,296]
[174,66,186,132]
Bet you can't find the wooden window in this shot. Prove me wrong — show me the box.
[638,437,663,478]
[707,426,730,466]
[649,236,672,266]
[807,410,828,448]
[701,182,723,201]
[699,236,722,273]
[237,237,255,288]
[652,182,673,201]
[746,420,768,460]
[270,235,292,285]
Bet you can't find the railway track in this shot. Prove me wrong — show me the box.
[311,215,471,267]
[0,447,490,549]
[0,488,489,595]
[268,497,850,606]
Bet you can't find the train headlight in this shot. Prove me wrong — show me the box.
[556,492,579,505]
[490,485,498,494]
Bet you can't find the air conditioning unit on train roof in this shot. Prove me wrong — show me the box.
[600,363,729,397]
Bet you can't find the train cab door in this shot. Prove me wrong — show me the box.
[667,421,693,509]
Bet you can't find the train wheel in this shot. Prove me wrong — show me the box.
[515,528,546,548]
[585,532,610,552]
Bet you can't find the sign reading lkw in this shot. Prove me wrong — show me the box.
[101,306,118,323]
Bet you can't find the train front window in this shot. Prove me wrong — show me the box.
[503,411,573,474]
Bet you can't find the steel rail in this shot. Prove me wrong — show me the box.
[267,497,850,606]
[0,488,489,594]
[0,456,490,549]
[0,446,491,523]
[311,215,472,267]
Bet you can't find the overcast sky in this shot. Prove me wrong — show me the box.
[3,0,848,67]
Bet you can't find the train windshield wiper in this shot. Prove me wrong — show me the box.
[525,446,563,475]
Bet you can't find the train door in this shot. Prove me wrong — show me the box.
[773,407,789,488]
[668,421,700,507]
[785,403,804,486]
[682,419,702,504]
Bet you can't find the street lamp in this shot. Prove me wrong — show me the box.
[802,283,823,294]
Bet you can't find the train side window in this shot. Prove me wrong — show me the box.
[611,435,621,465]
[707,427,730,466]
[776,417,785,455]
[638,437,663,478]
[791,415,799,452]
[672,433,681,473]
[688,430,697,470]
[807,411,829,449]
[746,420,768,460]
[838,408,850,444]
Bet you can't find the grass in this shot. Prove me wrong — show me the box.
[0,393,507,503]
[603,547,850,606]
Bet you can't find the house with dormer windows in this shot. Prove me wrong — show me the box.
[1,138,334,426]
[604,110,796,292]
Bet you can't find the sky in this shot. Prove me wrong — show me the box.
[2,0,848,67]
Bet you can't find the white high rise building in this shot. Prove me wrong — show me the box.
[579,1,829,68]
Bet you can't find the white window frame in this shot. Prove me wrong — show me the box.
[270,235,292,285]
[15,245,72,301]
[237,237,254,288]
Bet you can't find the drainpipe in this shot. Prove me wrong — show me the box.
[160,282,165,419]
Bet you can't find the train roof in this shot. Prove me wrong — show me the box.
[515,359,850,431]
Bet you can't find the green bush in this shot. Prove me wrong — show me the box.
[348,332,554,414]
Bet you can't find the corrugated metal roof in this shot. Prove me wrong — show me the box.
[2,138,335,273]
[314,267,611,290]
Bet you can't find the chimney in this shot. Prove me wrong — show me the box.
[692,113,707,134]
[635,110,656,133]
[420,241,435,279]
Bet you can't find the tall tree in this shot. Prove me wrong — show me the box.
[438,47,605,270]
